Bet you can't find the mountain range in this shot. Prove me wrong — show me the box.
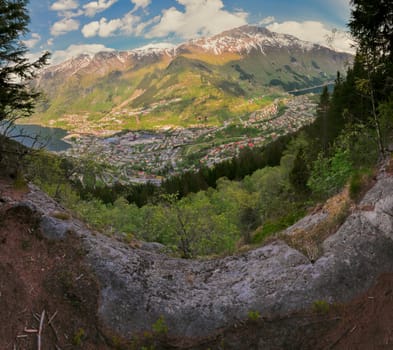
[33,25,352,131]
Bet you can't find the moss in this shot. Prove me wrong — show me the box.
[247,310,261,321]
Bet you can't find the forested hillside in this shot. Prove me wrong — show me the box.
[21,0,393,259]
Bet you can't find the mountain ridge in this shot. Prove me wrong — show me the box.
[47,25,349,70]
[33,25,352,131]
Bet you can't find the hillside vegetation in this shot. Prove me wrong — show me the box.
[24,70,390,258]
[31,26,351,132]
[22,14,393,257]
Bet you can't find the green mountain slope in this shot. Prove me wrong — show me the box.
[33,26,352,132]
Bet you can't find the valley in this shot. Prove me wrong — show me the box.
[24,25,350,186]
[60,94,316,185]
[31,26,350,131]
[2,0,393,347]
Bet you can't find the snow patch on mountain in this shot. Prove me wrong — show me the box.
[132,42,177,57]
[188,26,316,55]
[43,25,343,77]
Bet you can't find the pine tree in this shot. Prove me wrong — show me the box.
[0,0,49,125]
[289,147,310,193]
[349,0,393,65]
[317,85,330,152]
[349,0,393,156]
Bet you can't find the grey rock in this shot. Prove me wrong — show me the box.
[140,241,166,253]
[284,211,328,234]
[21,167,393,340]
[40,215,71,240]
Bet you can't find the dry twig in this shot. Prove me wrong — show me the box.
[37,310,45,350]
[24,328,38,333]
[48,310,58,325]
[48,311,59,341]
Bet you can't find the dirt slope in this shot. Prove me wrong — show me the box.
[0,179,109,349]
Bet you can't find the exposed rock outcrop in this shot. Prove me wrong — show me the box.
[16,165,393,343]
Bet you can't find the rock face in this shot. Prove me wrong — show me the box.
[21,168,393,341]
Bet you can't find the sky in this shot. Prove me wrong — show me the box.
[26,0,354,65]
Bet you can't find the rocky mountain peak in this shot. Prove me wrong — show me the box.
[185,25,316,55]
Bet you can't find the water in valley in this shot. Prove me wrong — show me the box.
[1,124,71,152]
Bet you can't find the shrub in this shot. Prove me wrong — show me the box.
[308,149,352,198]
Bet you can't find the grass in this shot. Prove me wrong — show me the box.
[252,210,306,244]
[349,167,375,202]
[280,189,351,262]
[51,210,71,220]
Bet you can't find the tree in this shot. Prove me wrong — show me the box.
[349,0,393,65]
[289,147,310,193]
[317,85,330,152]
[0,0,49,128]
[349,0,393,156]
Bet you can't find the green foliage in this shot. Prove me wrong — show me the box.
[252,210,306,244]
[152,316,168,335]
[13,170,27,190]
[139,190,241,257]
[72,328,86,346]
[379,96,393,147]
[308,148,352,198]
[247,310,261,321]
[0,0,49,124]
[349,168,374,201]
[289,148,310,192]
[312,300,330,314]
[349,0,393,64]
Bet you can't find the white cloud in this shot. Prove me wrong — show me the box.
[267,20,355,53]
[51,18,80,36]
[50,0,79,11]
[47,38,54,46]
[147,0,248,39]
[131,0,151,10]
[259,16,275,26]
[23,33,41,48]
[60,9,85,18]
[82,12,141,37]
[50,44,115,65]
[83,0,118,17]
[81,21,100,37]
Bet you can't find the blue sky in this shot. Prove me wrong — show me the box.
[26,0,353,64]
